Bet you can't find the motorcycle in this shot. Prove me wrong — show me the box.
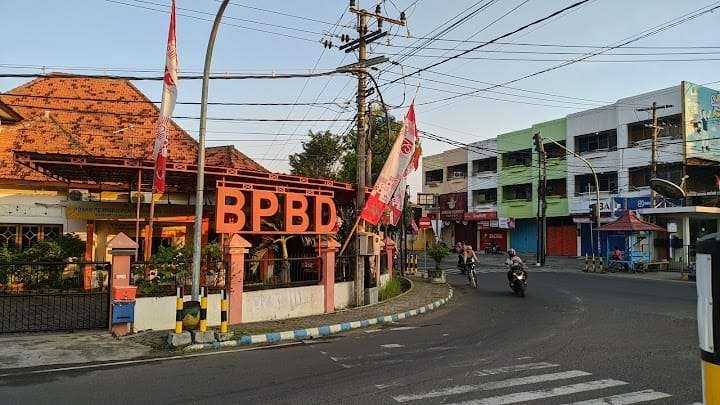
[485,244,500,255]
[457,255,467,275]
[509,263,527,297]
[466,260,478,289]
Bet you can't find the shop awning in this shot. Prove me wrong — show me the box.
[596,210,667,233]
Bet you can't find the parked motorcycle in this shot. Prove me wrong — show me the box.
[467,260,478,289]
[485,244,501,255]
[509,263,527,297]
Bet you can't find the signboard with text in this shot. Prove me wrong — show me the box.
[437,192,467,221]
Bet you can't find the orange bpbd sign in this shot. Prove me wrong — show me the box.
[215,186,337,234]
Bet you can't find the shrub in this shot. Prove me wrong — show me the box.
[379,278,403,301]
[427,242,451,270]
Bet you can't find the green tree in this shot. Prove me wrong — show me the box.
[338,108,403,184]
[288,130,343,179]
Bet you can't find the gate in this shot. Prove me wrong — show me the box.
[0,262,111,333]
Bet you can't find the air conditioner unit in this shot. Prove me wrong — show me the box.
[68,189,90,202]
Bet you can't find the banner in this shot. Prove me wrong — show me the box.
[152,0,178,193]
[360,102,419,225]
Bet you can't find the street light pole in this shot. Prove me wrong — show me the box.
[543,136,601,255]
[191,0,230,300]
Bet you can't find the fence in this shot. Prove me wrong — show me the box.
[0,261,111,333]
[244,256,322,291]
[131,258,227,297]
[335,255,355,282]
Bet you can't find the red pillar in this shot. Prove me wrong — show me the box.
[384,236,396,276]
[319,239,340,313]
[83,222,94,291]
[225,234,251,324]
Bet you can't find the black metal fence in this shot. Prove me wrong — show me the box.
[335,255,355,282]
[244,256,322,291]
[131,258,227,297]
[0,262,111,333]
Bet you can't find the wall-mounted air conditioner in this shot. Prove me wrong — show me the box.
[67,189,90,202]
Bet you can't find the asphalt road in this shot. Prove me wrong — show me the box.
[0,270,701,404]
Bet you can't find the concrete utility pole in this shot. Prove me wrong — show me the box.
[347,1,406,306]
[533,133,547,266]
[636,102,673,208]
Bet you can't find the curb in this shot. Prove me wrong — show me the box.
[185,284,454,351]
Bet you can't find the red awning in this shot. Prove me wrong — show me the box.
[596,210,666,233]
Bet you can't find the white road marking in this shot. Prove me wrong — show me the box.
[516,356,533,360]
[393,370,591,402]
[381,343,405,348]
[389,326,418,331]
[376,382,405,390]
[445,379,628,405]
[364,329,382,334]
[473,362,560,376]
[561,389,671,404]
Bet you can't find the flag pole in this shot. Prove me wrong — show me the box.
[191,0,230,301]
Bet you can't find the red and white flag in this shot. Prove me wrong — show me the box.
[152,0,179,193]
[360,101,420,225]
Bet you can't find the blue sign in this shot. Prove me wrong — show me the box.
[612,196,652,217]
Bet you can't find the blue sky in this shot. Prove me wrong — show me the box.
[2,0,719,192]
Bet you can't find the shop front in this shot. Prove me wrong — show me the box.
[464,211,510,253]
[436,192,471,246]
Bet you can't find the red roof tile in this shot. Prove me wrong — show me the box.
[0,75,265,182]
[206,145,267,172]
[596,210,667,233]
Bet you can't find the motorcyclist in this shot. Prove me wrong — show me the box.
[456,241,466,273]
[506,248,527,285]
[464,244,479,285]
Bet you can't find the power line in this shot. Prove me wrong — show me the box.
[221,0,350,28]
[385,36,720,50]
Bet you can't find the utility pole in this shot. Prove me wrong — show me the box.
[401,184,410,276]
[346,1,406,306]
[533,132,547,266]
[636,102,673,208]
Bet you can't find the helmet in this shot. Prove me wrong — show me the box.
[508,248,516,257]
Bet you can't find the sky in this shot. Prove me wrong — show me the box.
[2,0,720,196]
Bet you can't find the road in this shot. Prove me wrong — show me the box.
[1,270,701,404]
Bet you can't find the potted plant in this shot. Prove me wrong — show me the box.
[426,242,450,283]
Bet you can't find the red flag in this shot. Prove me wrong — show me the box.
[152,0,178,193]
[360,101,420,225]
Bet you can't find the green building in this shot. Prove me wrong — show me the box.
[497,118,575,255]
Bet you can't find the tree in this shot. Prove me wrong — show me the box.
[338,108,403,184]
[288,130,343,180]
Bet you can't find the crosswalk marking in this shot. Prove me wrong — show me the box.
[561,389,671,404]
[444,379,628,405]
[473,362,559,376]
[393,370,590,402]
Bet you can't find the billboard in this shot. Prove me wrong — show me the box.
[683,82,720,162]
[437,192,467,221]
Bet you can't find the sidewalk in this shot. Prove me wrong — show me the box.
[0,277,450,370]
[130,277,451,350]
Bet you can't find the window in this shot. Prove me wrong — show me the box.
[629,164,683,190]
[574,129,617,154]
[503,184,532,201]
[417,193,437,207]
[628,114,682,145]
[545,141,566,159]
[0,224,63,252]
[574,172,618,195]
[446,164,467,180]
[502,149,532,168]
[425,169,443,184]
[472,188,497,205]
[472,158,497,174]
[545,179,567,197]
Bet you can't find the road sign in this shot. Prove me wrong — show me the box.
[419,216,431,229]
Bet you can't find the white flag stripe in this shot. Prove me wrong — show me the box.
[561,389,671,404]
[393,370,591,402]
[474,362,560,376]
[445,379,628,405]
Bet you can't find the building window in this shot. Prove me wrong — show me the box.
[627,114,682,145]
[0,224,63,252]
[472,188,497,206]
[417,193,437,207]
[545,141,566,159]
[425,169,443,184]
[629,164,683,190]
[472,158,497,174]
[502,149,532,168]
[545,179,567,197]
[574,172,618,195]
[574,129,617,154]
[446,164,467,180]
[503,184,532,201]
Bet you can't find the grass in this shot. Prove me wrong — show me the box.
[379,278,403,301]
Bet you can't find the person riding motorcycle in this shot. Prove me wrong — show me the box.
[456,241,466,272]
[464,244,479,285]
[505,249,527,285]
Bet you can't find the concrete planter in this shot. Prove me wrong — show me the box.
[364,287,378,305]
[428,269,445,284]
